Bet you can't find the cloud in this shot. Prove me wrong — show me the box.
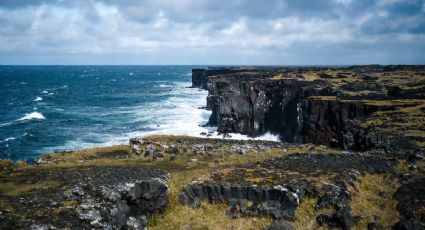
[0,0,424,64]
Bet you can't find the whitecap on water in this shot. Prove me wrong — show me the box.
[0,137,16,143]
[159,84,172,88]
[34,96,43,102]
[17,112,46,121]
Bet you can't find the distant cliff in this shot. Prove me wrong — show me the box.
[194,65,425,151]
[192,67,258,89]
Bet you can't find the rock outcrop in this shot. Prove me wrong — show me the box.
[179,182,300,220]
[0,165,169,230]
[179,150,402,229]
[195,65,425,151]
[76,177,168,229]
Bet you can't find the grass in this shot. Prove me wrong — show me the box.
[149,168,273,230]
[1,135,420,229]
[0,180,60,196]
[1,135,291,229]
[350,174,400,229]
[291,197,333,230]
[150,201,272,230]
[270,73,283,80]
[302,72,319,81]
[308,96,337,101]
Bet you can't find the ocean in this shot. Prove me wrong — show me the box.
[0,65,278,161]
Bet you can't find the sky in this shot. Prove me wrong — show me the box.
[0,0,424,65]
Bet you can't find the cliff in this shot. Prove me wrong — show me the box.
[192,67,259,89]
[0,65,424,229]
[195,65,425,151]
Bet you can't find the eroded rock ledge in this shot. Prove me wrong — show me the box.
[179,182,300,220]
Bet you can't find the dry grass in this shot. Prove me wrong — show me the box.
[270,73,283,80]
[149,168,272,230]
[1,136,292,229]
[350,174,400,229]
[302,72,319,81]
[291,197,333,230]
[143,135,198,142]
[0,180,60,196]
[2,135,415,229]
[308,96,337,101]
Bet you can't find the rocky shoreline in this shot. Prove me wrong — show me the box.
[195,65,425,151]
[0,66,424,229]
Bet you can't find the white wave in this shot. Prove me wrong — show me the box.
[42,90,48,94]
[34,96,43,102]
[48,93,54,96]
[0,121,14,128]
[130,81,281,142]
[17,112,46,121]
[39,80,279,155]
[159,83,172,88]
[129,72,134,76]
[214,132,280,142]
[0,137,16,143]
[41,133,130,154]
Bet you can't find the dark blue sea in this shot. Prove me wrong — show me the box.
[0,65,215,161]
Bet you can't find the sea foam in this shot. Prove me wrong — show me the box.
[18,112,46,121]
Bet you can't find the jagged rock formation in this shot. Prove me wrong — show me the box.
[77,177,168,229]
[194,65,425,151]
[0,165,169,229]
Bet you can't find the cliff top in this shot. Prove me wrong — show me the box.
[1,135,424,229]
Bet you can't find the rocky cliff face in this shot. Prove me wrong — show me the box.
[196,66,425,150]
[206,76,313,143]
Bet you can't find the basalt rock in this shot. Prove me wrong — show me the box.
[76,177,169,229]
[301,99,414,150]
[206,76,313,143]
[0,166,169,229]
[316,208,355,230]
[194,65,425,151]
[394,178,425,228]
[393,219,425,230]
[179,182,300,220]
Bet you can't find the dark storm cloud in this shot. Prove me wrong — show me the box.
[0,0,424,64]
